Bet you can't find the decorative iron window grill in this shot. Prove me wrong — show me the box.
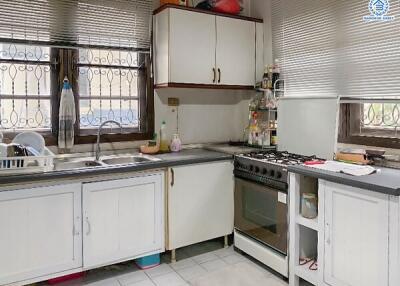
[0,43,53,131]
[77,48,141,130]
[362,103,400,137]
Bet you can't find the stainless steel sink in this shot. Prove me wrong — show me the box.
[101,155,160,166]
[54,160,105,171]
[53,153,161,171]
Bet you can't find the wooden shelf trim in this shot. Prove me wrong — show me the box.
[154,82,254,90]
[153,4,263,23]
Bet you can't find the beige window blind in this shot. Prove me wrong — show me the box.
[0,0,153,50]
[272,0,400,98]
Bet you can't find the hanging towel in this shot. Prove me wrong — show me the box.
[58,77,76,150]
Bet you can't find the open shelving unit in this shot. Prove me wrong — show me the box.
[289,173,323,286]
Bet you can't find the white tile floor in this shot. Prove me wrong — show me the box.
[35,241,288,286]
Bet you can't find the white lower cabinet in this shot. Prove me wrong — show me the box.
[167,161,234,250]
[82,172,165,269]
[0,184,82,286]
[323,182,389,286]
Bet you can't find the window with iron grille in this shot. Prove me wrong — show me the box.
[339,100,400,148]
[0,44,53,132]
[0,0,154,144]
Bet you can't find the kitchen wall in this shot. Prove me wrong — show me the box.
[152,0,254,145]
[250,0,272,65]
[154,89,251,144]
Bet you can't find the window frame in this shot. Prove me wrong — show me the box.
[0,46,154,146]
[338,103,400,149]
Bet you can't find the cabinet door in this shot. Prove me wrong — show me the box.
[168,161,234,250]
[324,182,389,286]
[0,184,82,285]
[82,173,164,269]
[169,9,216,84]
[216,17,255,86]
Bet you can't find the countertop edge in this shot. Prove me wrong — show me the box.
[288,165,400,196]
[0,151,233,187]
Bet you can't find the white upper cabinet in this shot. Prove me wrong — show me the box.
[0,184,82,285]
[169,9,216,85]
[324,182,389,286]
[154,7,262,88]
[215,17,255,86]
[82,173,164,269]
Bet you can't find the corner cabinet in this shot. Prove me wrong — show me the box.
[323,181,389,286]
[0,184,82,286]
[82,172,165,269]
[153,5,263,89]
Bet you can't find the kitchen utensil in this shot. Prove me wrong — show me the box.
[6,143,28,168]
[13,131,45,154]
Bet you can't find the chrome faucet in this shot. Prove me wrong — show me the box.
[95,120,123,161]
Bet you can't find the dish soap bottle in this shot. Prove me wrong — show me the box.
[159,121,169,152]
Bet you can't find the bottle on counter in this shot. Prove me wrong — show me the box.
[159,121,169,152]
[271,120,278,146]
[248,112,261,146]
[170,134,182,152]
[272,59,280,90]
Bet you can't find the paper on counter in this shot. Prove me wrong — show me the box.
[307,161,376,176]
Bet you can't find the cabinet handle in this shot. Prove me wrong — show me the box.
[85,216,91,236]
[212,68,216,83]
[217,68,221,83]
[171,168,175,187]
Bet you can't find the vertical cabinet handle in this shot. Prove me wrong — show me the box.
[171,168,175,187]
[212,68,216,83]
[85,216,91,236]
[217,68,221,83]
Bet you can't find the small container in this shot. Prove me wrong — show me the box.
[301,193,318,219]
[135,254,160,270]
[170,134,182,152]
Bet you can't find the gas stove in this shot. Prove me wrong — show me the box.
[234,151,318,189]
[233,150,319,276]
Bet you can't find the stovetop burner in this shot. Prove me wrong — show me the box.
[242,150,317,166]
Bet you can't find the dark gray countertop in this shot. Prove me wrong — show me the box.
[288,165,400,196]
[0,149,232,186]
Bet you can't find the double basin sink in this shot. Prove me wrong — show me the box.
[54,154,161,171]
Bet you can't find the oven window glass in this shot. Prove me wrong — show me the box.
[242,188,278,233]
[234,178,288,255]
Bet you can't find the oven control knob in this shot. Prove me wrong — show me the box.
[249,165,254,171]
[262,168,268,175]
[255,166,260,173]
[276,172,282,179]
[269,170,275,177]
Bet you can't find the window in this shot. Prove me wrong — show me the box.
[0,0,154,145]
[0,44,52,131]
[339,100,400,148]
[272,0,400,148]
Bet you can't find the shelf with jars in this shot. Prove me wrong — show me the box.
[246,60,284,148]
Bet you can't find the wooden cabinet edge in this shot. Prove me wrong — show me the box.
[153,4,263,23]
[154,83,254,90]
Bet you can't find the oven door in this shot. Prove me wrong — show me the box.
[234,177,288,255]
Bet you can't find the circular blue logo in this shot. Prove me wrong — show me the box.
[369,0,390,16]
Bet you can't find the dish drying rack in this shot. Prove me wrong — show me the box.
[0,147,54,175]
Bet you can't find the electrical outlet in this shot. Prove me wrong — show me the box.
[168,97,180,106]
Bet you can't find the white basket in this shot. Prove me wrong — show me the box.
[0,147,54,175]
